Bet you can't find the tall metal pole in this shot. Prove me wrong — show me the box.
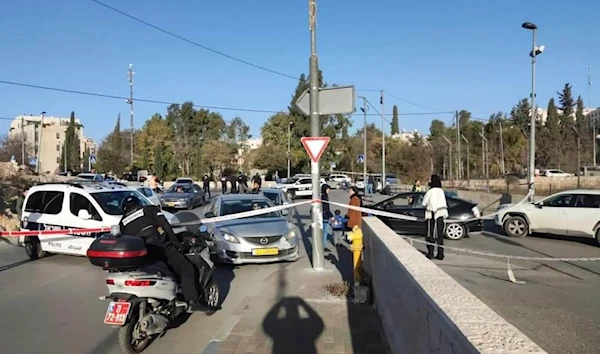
[287,122,292,179]
[381,90,386,189]
[128,64,135,167]
[362,98,368,187]
[499,120,506,175]
[574,127,581,188]
[64,130,67,173]
[308,0,323,270]
[20,116,25,165]
[443,136,452,185]
[590,64,595,167]
[481,125,485,177]
[528,27,537,201]
[456,111,461,180]
[36,112,46,174]
[461,134,470,184]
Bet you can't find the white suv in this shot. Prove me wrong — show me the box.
[496,190,600,244]
[19,181,175,259]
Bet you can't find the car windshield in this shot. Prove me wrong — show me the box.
[167,185,193,193]
[220,199,280,218]
[176,179,193,184]
[77,174,95,180]
[262,192,279,204]
[91,190,151,215]
[286,178,299,184]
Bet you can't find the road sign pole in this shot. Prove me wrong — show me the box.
[309,0,323,271]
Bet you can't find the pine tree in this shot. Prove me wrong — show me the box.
[62,111,81,171]
[391,105,399,134]
[558,83,575,127]
[544,98,561,167]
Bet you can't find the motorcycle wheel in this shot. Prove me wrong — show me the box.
[117,306,151,354]
[203,279,220,316]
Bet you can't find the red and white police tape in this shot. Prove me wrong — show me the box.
[0,192,532,238]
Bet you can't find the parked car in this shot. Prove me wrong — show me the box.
[496,190,600,244]
[260,188,295,220]
[159,183,205,209]
[272,177,318,200]
[367,192,482,240]
[175,177,194,184]
[135,186,161,205]
[542,169,573,177]
[202,194,299,264]
[76,173,104,181]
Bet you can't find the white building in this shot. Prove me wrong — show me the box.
[390,130,423,143]
[8,115,85,174]
[587,108,600,125]
[532,107,594,124]
[245,138,263,150]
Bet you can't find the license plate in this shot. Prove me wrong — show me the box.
[252,248,279,256]
[167,202,175,207]
[104,301,132,326]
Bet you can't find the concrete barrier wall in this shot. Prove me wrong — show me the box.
[362,217,547,354]
[160,181,278,190]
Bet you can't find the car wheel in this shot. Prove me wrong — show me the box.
[286,191,295,200]
[25,238,46,260]
[503,215,529,238]
[595,228,600,246]
[445,223,466,240]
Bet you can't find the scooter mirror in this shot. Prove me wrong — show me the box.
[198,225,209,233]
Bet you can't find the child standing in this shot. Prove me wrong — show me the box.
[330,210,348,247]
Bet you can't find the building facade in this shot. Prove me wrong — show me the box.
[8,115,85,174]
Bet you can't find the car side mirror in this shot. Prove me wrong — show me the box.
[535,202,543,209]
[78,209,92,220]
[281,209,289,216]
[204,211,216,218]
[198,224,208,233]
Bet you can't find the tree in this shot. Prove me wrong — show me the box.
[96,117,128,175]
[61,111,81,171]
[201,140,234,174]
[539,98,561,168]
[391,105,399,134]
[0,134,31,165]
[509,98,531,135]
[558,83,575,127]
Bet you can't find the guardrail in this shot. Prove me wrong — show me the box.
[361,217,547,354]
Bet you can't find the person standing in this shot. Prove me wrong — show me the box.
[321,184,333,251]
[220,175,228,195]
[422,175,448,260]
[230,174,237,194]
[367,175,375,196]
[252,173,262,192]
[202,175,211,199]
[16,187,28,220]
[412,179,422,192]
[347,186,363,230]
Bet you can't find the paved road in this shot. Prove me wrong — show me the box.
[0,192,319,354]
[364,192,600,354]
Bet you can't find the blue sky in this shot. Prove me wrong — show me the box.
[1,0,599,143]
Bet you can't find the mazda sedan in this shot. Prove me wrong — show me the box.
[202,194,299,264]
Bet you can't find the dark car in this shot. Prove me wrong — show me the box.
[367,192,482,240]
[159,183,205,209]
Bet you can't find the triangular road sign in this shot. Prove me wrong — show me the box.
[301,137,330,163]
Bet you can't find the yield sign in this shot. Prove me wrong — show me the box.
[301,137,330,163]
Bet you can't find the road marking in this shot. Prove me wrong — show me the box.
[200,340,221,354]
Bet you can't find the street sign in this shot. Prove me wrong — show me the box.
[295,86,356,116]
[29,157,37,166]
[330,161,336,168]
[237,157,245,165]
[89,155,96,164]
[301,137,330,163]
[357,155,364,163]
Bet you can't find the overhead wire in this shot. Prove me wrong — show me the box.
[90,0,437,113]
[0,79,452,117]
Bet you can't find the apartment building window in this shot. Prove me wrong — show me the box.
[56,157,60,163]
[56,144,60,152]
[56,132,60,139]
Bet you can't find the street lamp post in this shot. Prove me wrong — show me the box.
[461,134,470,185]
[479,128,490,192]
[442,136,452,185]
[522,21,544,201]
[573,126,581,188]
[287,121,293,179]
[358,96,368,187]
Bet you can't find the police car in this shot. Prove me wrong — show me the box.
[19,181,176,260]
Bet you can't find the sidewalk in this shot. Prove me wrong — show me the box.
[210,242,389,354]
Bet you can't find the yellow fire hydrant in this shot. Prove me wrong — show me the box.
[346,226,364,286]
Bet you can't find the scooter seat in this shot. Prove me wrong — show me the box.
[139,261,177,281]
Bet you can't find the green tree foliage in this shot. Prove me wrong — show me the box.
[391,105,399,134]
[61,111,82,171]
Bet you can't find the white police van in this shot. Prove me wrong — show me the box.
[19,181,176,260]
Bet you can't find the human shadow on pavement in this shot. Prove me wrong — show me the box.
[294,210,314,265]
[262,263,324,354]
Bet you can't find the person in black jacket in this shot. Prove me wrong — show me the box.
[321,184,333,251]
[202,175,211,199]
[230,174,237,194]
[118,196,207,312]
[252,173,262,191]
[220,175,228,194]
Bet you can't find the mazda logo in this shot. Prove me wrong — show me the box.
[259,238,269,245]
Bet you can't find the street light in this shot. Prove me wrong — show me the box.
[572,126,581,188]
[522,21,544,201]
[358,96,368,187]
[442,136,452,185]
[479,128,489,192]
[287,121,294,179]
[461,134,470,184]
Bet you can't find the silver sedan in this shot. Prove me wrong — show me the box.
[202,194,299,265]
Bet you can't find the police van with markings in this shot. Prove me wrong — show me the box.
[272,177,326,200]
[19,181,176,260]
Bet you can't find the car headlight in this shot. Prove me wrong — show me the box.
[471,206,481,218]
[179,198,188,202]
[286,229,297,240]
[222,232,240,243]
